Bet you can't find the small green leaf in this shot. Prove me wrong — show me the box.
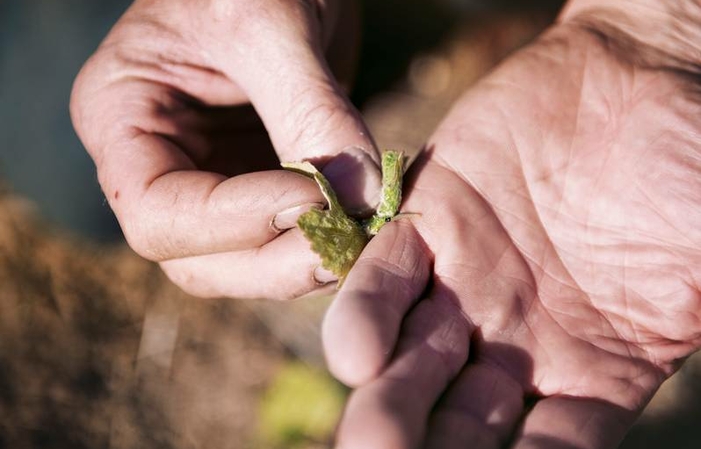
[282,150,406,286]
[282,160,368,285]
[280,161,344,214]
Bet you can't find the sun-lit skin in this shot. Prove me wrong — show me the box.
[70,0,701,446]
[70,0,383,300]
[322,12,701,449]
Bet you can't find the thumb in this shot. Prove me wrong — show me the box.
[207,1,381,212]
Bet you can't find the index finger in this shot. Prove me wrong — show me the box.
[99,131,326,261]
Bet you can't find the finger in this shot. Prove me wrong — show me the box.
[322,221,432,386]
[425,363,525,449]
[207,2,382,212]
[322,0,360,92]
[160,227,337,300]
[334,293,471,449]
[511,396,637,449]
[99,133,326,261]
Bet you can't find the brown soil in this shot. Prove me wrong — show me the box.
[0,184,287,449]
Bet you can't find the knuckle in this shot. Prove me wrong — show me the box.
[212,0,314,45]
[353,256,416,301]
[411,297,471,378]
[119,210,158,260]
[283,87,352,152]
[70,56,104,152]
[117,199,173,262]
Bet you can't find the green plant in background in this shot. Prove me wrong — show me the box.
[282,150,406,285]
[257,362,348,448]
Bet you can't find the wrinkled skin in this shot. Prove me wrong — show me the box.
[323,24,701,449]
[73,1,701,447]
[71,0,382,300]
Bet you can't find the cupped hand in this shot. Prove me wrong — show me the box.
[323,21,701,449]
[70,0,380,299]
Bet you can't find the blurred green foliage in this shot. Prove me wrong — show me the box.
[256,362,348,448]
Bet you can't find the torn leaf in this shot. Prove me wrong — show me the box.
[282,150,406,287]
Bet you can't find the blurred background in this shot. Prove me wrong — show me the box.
[0,0,127,240]
[1,0,700,448]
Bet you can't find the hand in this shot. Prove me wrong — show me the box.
[70,0,380,299]
[323,12,701,449]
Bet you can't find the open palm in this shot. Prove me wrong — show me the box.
[323,24,701,449]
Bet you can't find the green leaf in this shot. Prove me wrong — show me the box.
[282,150,406,286]
[281,160,368,285]
[297,208,368,285]
[280,161,344,213]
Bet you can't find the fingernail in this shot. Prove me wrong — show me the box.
[271,203,324,233]
[313,266,338,285]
